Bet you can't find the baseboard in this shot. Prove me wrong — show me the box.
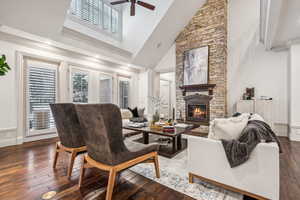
[0,127,58,147]
[289,126,300,141]
[23,133,58,143]
[0,137,18,148]
[0,127,19,148]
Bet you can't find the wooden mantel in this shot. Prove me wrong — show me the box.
[179,84,216,96]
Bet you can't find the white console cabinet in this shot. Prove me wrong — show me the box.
[236,100,274,129]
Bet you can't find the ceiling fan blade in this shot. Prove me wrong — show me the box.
[110,0,128,5]
[137,1,155,10]
[130,1,136,16]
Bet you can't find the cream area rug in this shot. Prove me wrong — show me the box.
[130,149,243,200]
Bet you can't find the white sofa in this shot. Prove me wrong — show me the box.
[187,136,279,200]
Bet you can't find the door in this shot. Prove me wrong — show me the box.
[24,59,59,137]
[160,80,171,118]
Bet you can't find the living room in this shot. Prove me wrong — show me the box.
[0,0,299,200]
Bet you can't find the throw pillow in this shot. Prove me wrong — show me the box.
[137,108,145,118]
[128,107,139,118]
[208,114,249,140]
[120,109,133,119]
[249,113,264,122]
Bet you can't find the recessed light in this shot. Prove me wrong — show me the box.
[95,55,100,59]
[42,191,57,200]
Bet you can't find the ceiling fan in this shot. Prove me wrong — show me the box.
[110,0,155,16]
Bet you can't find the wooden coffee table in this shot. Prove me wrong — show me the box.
[123,124,199,158]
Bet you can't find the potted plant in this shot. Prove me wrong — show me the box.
[0,55,11,76]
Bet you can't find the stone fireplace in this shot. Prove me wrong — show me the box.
[175,0,228,127]
[184,94,212,125]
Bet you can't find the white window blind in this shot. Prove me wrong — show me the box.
[99,74,113,103]
[119,78,130,109]
[72,71,89,103]
[27,63,57,135]
[70,0,122,39]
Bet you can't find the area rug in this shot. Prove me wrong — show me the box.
[130,148,243,200]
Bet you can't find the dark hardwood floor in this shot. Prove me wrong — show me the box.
[0,137,299,200]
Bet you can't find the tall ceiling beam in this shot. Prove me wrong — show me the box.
[261,0,284,50]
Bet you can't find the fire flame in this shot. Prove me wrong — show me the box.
[193,107,206,117]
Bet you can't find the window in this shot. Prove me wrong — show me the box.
[26,60,58,136]
[103,4,111,30]
[119,78,130,109]
[70,0,122,38]
[111,9,119,33]
[72,71,89,103]
[99,74,113,103]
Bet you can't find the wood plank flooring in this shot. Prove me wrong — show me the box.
[0,137,299,200]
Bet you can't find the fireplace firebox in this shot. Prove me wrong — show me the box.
[184,94,212,125]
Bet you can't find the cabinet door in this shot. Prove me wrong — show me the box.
[255,100,274,129]
[236,100,255,113]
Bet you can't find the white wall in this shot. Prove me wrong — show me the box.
[160,72,176,118]
[0,38,142,147]
[228,0,289,136]
[154,44,176,73]
[288,44,300,141]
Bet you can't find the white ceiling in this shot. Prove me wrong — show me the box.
[261,0,300,50]
[132,0,206,68]
[273,0,300,47]
[0,0,207,68]
[0,0,71,38]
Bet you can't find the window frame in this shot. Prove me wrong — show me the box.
[24,59,59,137]
[118,76,131,109]
[69,0,123,41]
[70,67,90,103]
[99,73,114,104]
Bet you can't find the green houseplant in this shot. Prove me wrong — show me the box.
[0,55,11,76]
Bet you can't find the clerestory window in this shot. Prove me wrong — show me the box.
[70,0,122,40]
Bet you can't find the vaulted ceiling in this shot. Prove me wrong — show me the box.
[0,0,206,68]
[261,0,300,51]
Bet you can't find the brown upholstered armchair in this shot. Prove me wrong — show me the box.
[75,104,160,200]
[50,103,87,179]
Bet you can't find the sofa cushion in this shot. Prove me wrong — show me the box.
[208,114,249,140]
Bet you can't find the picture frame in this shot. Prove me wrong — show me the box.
[183,46,209,86]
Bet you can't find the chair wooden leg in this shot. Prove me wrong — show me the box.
[106,169,117,200]
[153,153,160,178]
[53,143,59,169]
[189,173,194,183]
[67,151,77,179]
[78,156,87,188]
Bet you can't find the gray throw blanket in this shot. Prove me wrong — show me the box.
[221,120,282,168]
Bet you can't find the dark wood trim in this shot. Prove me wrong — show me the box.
[189,173,269,200]
[179,84,216,96]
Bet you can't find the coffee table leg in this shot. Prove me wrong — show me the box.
[143,132,149,144]
[177,135,182,150]
[172,137,178,153]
